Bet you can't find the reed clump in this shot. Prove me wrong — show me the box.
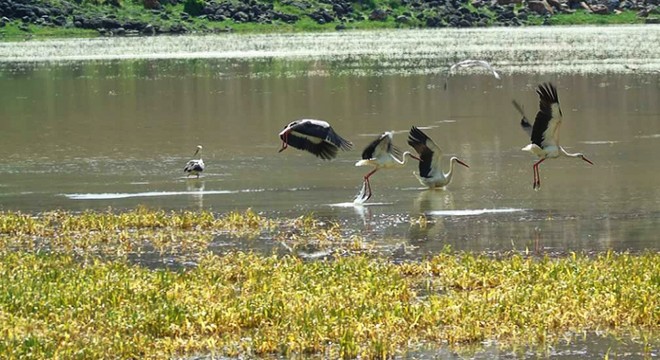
[0,210,657,359]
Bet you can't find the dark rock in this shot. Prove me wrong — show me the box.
[52,15,66,26]
[369,9,388,21]
[528,0,553,14]
[308,9,334,24]
[101,18,121,29]
[395,14,410,23]
[123,20,147,30]
[112,27,125,35]
[141,23,156,35]
[335,22,346,30]
[425,15,444,27]
[590,4,609,13]
[232,11,249,22]
[458,18,471,26]
[273,11,298,23]
[167,23,187,33]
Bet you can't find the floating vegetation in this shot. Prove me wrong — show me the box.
[0,210,657,358]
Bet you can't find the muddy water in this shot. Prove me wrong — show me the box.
[0,26,659,255]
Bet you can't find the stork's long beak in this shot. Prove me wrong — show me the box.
[456,159,469,168]
[582,156,594,165]
[411,155,421,161]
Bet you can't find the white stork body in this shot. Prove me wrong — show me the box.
[184,145,205,178]
[278,119,352,160]
[517,83,593,190]
[354,131,420,203]
[449,59,501,79]
[407,126,469,189]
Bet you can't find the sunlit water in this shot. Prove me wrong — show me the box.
[1,26,659,358]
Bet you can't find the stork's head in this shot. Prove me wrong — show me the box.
[451,157,470,168]
[578,153,593,165]
[278,122,298,152]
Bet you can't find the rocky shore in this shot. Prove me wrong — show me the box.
[0,0,658,36]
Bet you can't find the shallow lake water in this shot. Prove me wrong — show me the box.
[1,26,659,256]
[0,25,658,358]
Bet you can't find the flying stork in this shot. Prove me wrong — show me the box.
[278,119,353,160]
[516,83,593,190]
[407,126,469,189]
[184,145,205,178]
[354,131,420,203]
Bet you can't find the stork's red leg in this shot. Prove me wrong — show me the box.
[363,168,378,201]
[533,158,545,189]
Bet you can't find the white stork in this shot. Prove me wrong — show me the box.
[278,119,352,160]
[444,59,501,90]
[448,59,501,79]
[517,83,593,190]
[354,131,420,203]
[183,145,205,178]
[407,126,469,189]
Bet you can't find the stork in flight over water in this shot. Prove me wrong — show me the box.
[184,145,205,178]
[278,119,352,160]
[407,126,469,189]
[449,59,501,79]
[354,131,420,203]
[445,59,501,90]
[516,83,593,190]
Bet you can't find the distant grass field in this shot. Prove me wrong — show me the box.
[0,209,657,358]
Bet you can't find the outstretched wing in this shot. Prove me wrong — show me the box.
[325,126,353,151]
[407,126,442,178]
[531,83,562,148]
[280,120,351,160]
[513,100,533,138]
[362,132,399,160]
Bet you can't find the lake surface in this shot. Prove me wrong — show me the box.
[0,25,659,359]
[1,25,659,256]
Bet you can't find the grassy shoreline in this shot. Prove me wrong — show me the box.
[0,8,651,41]
[0,210,658,358]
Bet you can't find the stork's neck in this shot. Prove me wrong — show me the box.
[559,146,580,158]
[444,157,459,181]
[395,151,415,166]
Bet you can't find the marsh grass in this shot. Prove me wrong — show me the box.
[0,210,657,358]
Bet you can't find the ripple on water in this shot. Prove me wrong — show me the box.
[426,208,526,216]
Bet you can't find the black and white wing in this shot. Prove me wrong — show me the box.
[407,126,442,178]
[361,132,400,160]
[531,83,562,149]
[513,100,533,138]
[184,160,204,173]
[279,119,352,160]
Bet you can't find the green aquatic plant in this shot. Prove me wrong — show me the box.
[0,250,657,358]
[0,210,657,358]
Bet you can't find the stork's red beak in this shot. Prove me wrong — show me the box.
[278,132,289,153]
[456,159,469,168]
[411,155,421,161]
[582,156,594,165]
